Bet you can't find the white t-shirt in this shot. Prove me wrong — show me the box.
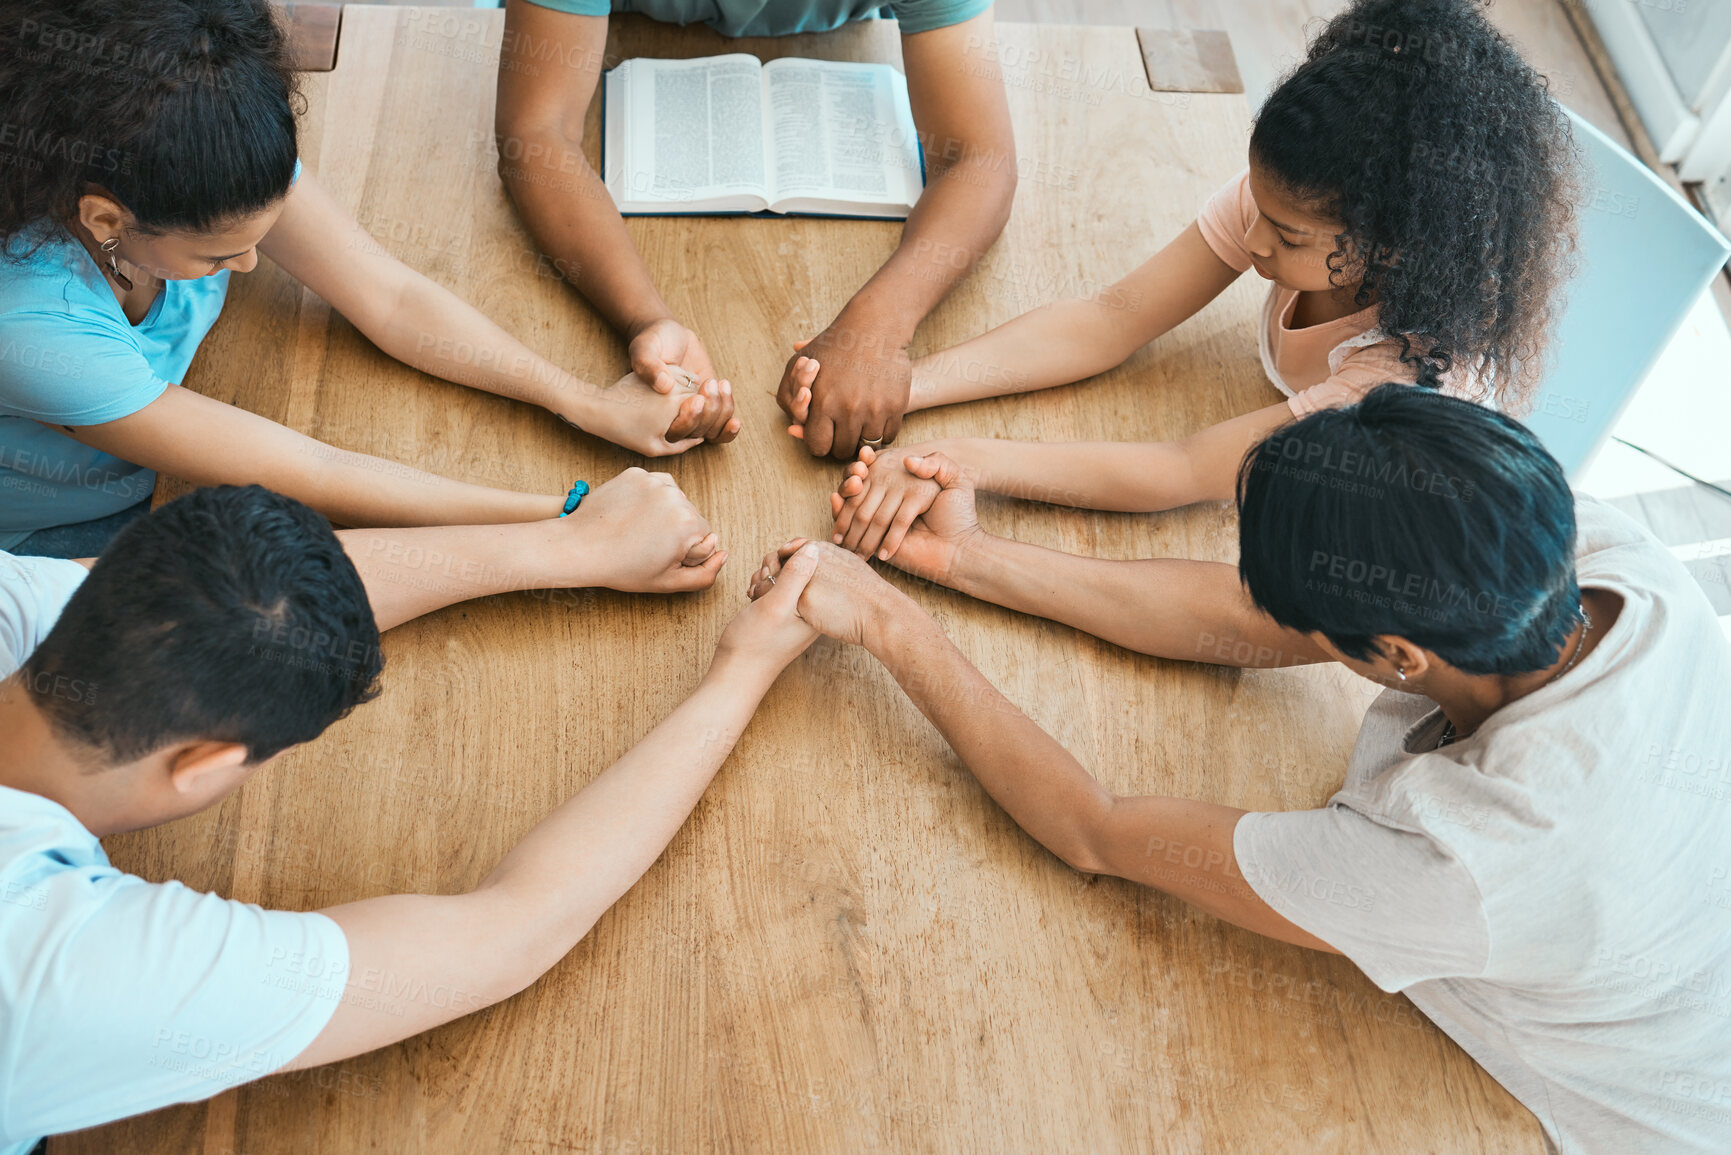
[0,552,349,1154]
[1235,496,1731,1154]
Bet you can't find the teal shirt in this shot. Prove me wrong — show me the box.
[523,0,989,38]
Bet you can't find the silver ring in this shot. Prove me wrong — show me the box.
[861,436,884,448]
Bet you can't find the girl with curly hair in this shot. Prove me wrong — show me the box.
[0,0,738,557]
[821,0,1580,564]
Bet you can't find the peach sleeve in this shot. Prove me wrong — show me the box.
[1194,168,1256,274]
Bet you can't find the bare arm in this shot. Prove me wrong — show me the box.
[285,554,825,1070]
[260,166,733,455]
[748,542,1337,952]
[68,385,560,527]
[908,223,1241,411]
[778,9,1022,458]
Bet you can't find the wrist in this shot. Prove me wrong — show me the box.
[946,527,1000,600]
[860,585,928,660]
[832,295,917,351]
[702,644,785,694]
[622,308,678,343]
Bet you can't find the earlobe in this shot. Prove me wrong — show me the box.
[167,742,252,796]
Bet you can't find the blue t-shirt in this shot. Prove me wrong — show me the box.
[0,552,349,1153]
[0,233,229,549]
[524,0,989,38]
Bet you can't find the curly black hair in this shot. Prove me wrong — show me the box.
[0,0,300,254]
[1250,0,1579,412]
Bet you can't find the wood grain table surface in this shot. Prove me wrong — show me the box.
[61,10,1543,1153]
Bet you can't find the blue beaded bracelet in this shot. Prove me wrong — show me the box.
[558,480,590,517]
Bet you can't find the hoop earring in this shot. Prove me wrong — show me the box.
[99,237,134,291]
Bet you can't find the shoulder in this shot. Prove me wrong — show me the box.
[1194,168,1255,271]
[889,0,993,36]
[0,552,89,677]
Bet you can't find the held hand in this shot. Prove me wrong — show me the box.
[714,543,824,673]
[746,539,905,649]
[830,442,943,560]
[629,317,716,397]
[560,467,727,592]
[842,452,984,588]
[564,370,737,457]
[775,324,912,460]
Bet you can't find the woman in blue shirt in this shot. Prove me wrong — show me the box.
[0,0,740,556]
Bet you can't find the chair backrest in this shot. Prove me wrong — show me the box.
[1524,109,1731,476]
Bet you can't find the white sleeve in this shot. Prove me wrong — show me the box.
[1235,806,1492,991]
[0,552,89,677]
[3,867,349,1142]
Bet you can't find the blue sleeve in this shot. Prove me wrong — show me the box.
[4,871,349,1141]
[0,310,169,425]
[518,0,612,15]
[888,0,991,35]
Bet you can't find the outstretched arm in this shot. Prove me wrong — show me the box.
[337,467,727,631]
[907,223,1241,412]
[747,541,1337,952]
[260,166,736,456]
[285,549,824,1070]
[837,452,1328,666]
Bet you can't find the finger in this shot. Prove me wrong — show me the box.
[714,414,742,444]
[792,338,811,352]
[664,393,707,441]
[857,490,907,559]
[787,424,805,440]
[905,452,967,489]
[682,531,719,566]
[652,436,704,456]
[698,381,732,440]
[668,549,727,591]
[879,500,925,560]
[830,491,844,517]
[795,357,820,388]
[791,386,812,423]
[833,481,871,540]
[842,485,891,554]
[858,444,878,466]
[632,347,677,395]
[837,474,864,499]
[776,537,812,562]
[827,413,862,463]
[804,413,836,458]
[881,407,904,446]
[764,542,820,606]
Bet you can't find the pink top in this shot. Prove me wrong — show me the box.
[1195,169,1478,417]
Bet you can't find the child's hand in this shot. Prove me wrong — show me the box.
[783,346,819,438]
[561,371,739,457]
[829,442,943,561]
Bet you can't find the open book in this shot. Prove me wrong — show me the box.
[602,55,924,218]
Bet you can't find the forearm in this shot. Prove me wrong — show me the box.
[912,437,1203,511]
[472,653,775,982]
[294,438,560,528]
[833,154,1016,348]
[910,296,1155,411]
[865,598,1118,867]
[373,272,615,422]
[497,124,674,339]
[338,521,572,631]
[950,534,1327,666]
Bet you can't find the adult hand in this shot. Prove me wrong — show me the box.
[714,542,824,673]
[559,370,737,457]
[628,317,717,398]
[745,539,906,650]
[830,452,985,587]
[776,322,912,459]
[558,467,726,592]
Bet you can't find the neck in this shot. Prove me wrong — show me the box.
[0,676,122,834]
[1430,587,1620,739]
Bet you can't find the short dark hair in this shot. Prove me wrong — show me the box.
[22,486,381,765]
[0,0,299,247]
[1236,385,1580,676]
[1249,0,1578,411]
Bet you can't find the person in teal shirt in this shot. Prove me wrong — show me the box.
[1,0,741,559]
[496,0,1018,460]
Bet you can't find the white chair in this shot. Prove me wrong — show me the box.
[1526,109,1731,476]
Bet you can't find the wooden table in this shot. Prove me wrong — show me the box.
[63,10,1543,1153]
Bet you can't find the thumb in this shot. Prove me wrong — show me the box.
[766,543,821,607]
[792,337,811,352]
[668,549,728,590]
[904,451,969,490]
[632,345,676,394]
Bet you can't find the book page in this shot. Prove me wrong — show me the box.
[764,59,921,213]
[608,55,769,210]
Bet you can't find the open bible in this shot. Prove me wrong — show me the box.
[602,55,924,218]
